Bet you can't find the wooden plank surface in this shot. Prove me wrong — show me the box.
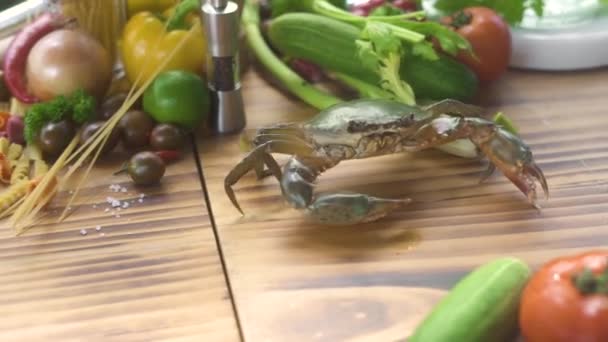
[197,66,608,341]
[0,147,240,341]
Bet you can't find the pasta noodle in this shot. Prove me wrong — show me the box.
[0,180,30,212]
[10,154,29,185]
[0,137,9,156]
[7,143,22,162]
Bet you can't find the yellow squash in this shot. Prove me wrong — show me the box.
[121,0,206,88]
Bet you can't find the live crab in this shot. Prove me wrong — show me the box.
[225,99,549,225]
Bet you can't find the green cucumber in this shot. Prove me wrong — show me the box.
[267,12,479,102]
[269,13,378,84]
[408,257,531,342]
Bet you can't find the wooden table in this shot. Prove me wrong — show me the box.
[0,56,606,342]
[0,148,240,341]
[196,66,608,341]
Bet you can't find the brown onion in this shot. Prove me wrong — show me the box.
[25,28,112,102]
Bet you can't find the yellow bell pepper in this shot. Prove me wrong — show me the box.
[121,0,206,88]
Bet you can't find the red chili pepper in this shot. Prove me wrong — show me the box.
[154,150,182,163]
[3,13,66,104]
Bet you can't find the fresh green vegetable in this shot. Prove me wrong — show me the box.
[267,13,377,84]
[369,4,407,16]
[356,21,419,105]
[269,0,470,56]
[493,112,518,135]
[400,49,479,101]
[142,70,210,130]
[70,89,97,124]
[267,12,478,101]
[24,88,96,144]
[408,257,531,342]
[431,0,545,25]
[243,0,341,110]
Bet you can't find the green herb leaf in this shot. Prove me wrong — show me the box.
[69,89,96,124]
[411,41,439,61]
[494,0,525,25]
[355,40,381,72]
[493,112,519,135]
[361,22,403,57]
[394,20,472,57]
[369,4,404,17]
[356,22,416,105]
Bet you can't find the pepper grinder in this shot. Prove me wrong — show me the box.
[202,0,246,134]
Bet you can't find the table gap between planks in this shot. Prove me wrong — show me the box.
[0,145,241,341]
[196,63,608,342]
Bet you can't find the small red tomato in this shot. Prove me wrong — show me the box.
[441,6,511,83]
[519,250,608,342]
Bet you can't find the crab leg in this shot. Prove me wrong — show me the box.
[225,136,411,224]
[224,139,314,214]
[280,157,411,225]
[403,115,549,206]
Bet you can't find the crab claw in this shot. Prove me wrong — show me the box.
[474,126,549,207]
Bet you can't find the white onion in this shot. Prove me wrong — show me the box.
[25,28,112,102]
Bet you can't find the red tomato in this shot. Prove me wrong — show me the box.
[519,250,608,342]
[441,6,511,83]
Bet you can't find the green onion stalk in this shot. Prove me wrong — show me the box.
[242,0,341,110]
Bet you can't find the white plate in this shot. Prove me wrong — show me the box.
[510,1,608,70]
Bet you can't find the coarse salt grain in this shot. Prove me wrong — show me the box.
[100,233,105,237]
[121,187,127,193]
[122,202,129,209]
[80,229,87,236]
[95,225,102,231]
[104,208,110,213]
[138,198,144,203]
[106,196,121,208]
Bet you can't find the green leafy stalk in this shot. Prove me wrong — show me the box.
[311,0,426,24]
[356,22,418,105]
[332,72,393,99]
[493,112,519,135]
[270,0,473,60]
[243,0,341,110]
